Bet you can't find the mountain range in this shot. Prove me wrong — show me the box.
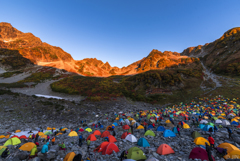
[1,22,240,77]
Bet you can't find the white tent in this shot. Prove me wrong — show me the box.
[125,134,137,143]
[200,120,208,124]
[215,119,222,124]
[222,120,230,125]
[125,119,130,125]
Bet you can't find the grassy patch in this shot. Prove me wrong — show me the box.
[0,71,23,78]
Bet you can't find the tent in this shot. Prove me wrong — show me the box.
[64,152,76,161]
[163,130,176,137]
[222,120,230,126]
[156,144,175,155]
[85,128,92,132]
[157,126,165,132]
[224,150,240,159]
[101,131,111,138]
[38,132,44,136]
[44,131,52,135]
[218,143,239,153]
[137,138,150,147]
[146,158,159,161]
[121,132,129,139]
[183,124,190,129]
[165,120,171,123]
[198,124,205,129]
[231,121,239,125]
[15,130,21,133]
[47,127,52,130]
[112,122,118,126]
[108,135,117,143]
[148,124,154,129]
[122,125,130,130]
[86,134,97,141]
[202,125,214,132]
[200,120,208,124]
[0,147,6,156]
[191,131,202,139]
[101,143,119,155]
[4,137,21,146]
[94,142,109,153]
[19,135,28,140]
[144,130,155,137]
[172,127,178,134]
[127,147,147,160]
[0,135,5,139]
[189,147,215,161]
[93,130,101,136]
[215,119,222,124]
[19,142,35,151]
[136,125,144,130]
[194,137,210,146]
[68,131,78,137]
[125,134,137,143]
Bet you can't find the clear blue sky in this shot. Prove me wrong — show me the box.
[1,0,240,67]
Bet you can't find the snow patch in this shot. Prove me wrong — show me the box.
[35,94,63,99]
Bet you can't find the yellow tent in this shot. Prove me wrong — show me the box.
[204,116,209,119]
[235,117,240,120]
[218,143,239,153]
[231,119,238,122]
[129,118,134,121]
[183,124,190,129]
[47,127,52,130]
[0,146,6,151]
[224,150,240,159]
[56,133,63,136]
[4,138,21,146]
[136,125,144,129]
[52,128,56,130]
[68,131,78,137]
[85,128,92,132]
[165,120,171,123]
[221,113,226,116]
[115,117,119,120]
[64,152,76,161]
[38,132,44,136]
[0,135,5,139]
[61,128,68,132]
[19,142,36,151]
[15,130,21,133]
[218,116,225,119]
[194,137,210,146]
[40,135,47,139]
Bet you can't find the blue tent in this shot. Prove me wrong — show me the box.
[202,125,214,131]
[157,126,165,132]
[163,130,176,137]
[99,125,104,128]
[119,118,124,122]
[198,124,205,129]
[231,121,239,125]
[172,127,178,134]
[170,114,174,118]
[137,138,150,147]
[113,122,119,126]
[148,124,154,129]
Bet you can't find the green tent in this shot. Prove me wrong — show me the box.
[144,130,155,137]
[191,131,202,139]
[147,114,151,120]
[0,148,6,156]
[44,131,53,135]
[4,138,21,146]
[127,147,147,160]
[212,117,218,120]
[207,122,215,126]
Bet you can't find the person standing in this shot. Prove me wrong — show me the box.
[226,127,233,139]
[205,143,213,161]
[177,125,181,136]
[208,135,215,149]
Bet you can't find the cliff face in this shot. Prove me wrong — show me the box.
[181,27,240,76]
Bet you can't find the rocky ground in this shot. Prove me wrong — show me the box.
[0,92,240,161]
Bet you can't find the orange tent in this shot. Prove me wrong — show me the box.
[102,143,119,155]
[86,134,97,141]
[106,125,112,130]
[5,135,10,139]
[122,125,130,130]
[157,144,175,155]
[101,131,111,138]
[93,130,101,136]
[19,135,28,140]
[108,135,117,143]
[19,142,36,151]
[94,142,109,152]
[64,152,76,161]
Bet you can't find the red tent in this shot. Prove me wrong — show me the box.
[101,131,111,138]
[86,134,97,141]
[93,130,101,136]
[102,143,119,155]
[94,142,109,153]
[122,125,130,130]
[108,135,117,143]
[19,135,28,139]
[189,147,215,161]
[11,135,19,139]
[121,132,129,139]
[78,128,84,132]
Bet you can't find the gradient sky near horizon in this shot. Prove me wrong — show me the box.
[1,0,240,67]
